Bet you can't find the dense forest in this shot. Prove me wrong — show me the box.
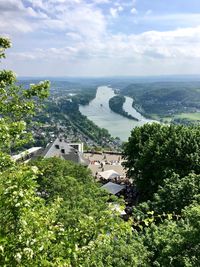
[121,82,200,123]
[1,37,200,266]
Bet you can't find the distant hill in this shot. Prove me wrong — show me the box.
[121,82,200,117]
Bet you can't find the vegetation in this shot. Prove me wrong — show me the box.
[1,37,200,266]
[71,87,97,105]
[174,112,200,121]
[0,37,68,266]
[58,98,113,145]
[20,78,119,149]
[123,123,200,200]
[29,157,150,266]
[171,112,200,125]
[124,123,200,266]
[109,95,138,121]
[142,203,200,266]
[121,82,200,123]
[0,37,148,266]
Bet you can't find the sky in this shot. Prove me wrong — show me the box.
[1,0,200,77]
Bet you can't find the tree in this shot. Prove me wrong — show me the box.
[0,37,69,266]
[0,37,149,266]
[123,123,200,200]
[30,157,149,266]
[0,165,70,266]
[143,203,200,266]
[30,157,111,225]
[150,173,200,214]
[131,172,200,226]
[0,37,49,158]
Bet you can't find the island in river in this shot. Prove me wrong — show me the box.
[79,86,155,141]
[109,95,139,121]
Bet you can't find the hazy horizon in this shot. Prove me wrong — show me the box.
[18,74,200,81]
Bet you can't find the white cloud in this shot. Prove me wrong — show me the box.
[26,7,48,19]
[118,6,123,12]
[66,32,82,41]
[2,0,200,76]
[0,0,49,33]
[110,5,123,18]
[110,7,118,18]
[0,0,107,41]
[130,7,137,15]
[9,25,200,62]
[0,0,24,11]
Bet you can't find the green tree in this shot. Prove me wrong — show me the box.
[0,37,148,266]
[0,165,70,266]
[109,95,138,121]
[123,123,200,200]
[0,37,49,158]
[151,173,200,214]
[0,37,70,266]
[143,203,200,266]
[31,157,149,266]
[131,173,200,232]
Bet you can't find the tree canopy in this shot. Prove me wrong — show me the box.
[123,123,200,200]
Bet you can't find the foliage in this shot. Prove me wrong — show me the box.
[0,159,149,267]
[0,37,70,266]
[151,173,200,214]
[30,157,149,266]
[0,165,69,266]
[132,172,200,223]
[0,37,11,59]
[78,226,149,267]
[122,82,200,118]
[143,203,200,266]
[123,122,200,266]
[123,123,200,200]
[109,95,138,121]
[0,40,49,156]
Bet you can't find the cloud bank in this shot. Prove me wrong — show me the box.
[1,0,200,76]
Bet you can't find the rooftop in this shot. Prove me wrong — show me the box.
[101,182,126,195]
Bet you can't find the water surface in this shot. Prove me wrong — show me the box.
[79,86,154,141]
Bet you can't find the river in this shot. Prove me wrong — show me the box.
[79,86,154,141]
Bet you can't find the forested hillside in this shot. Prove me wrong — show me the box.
[1,37,200,266]
[122,82,200,122]
[109,95,138,121]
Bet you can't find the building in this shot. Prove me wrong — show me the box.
[12,147,42,162]
[12,137,89,166]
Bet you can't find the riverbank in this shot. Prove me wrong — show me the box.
[109,95,139,121]
[79,86,155,141]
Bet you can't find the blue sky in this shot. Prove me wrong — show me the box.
[1,0,200,76]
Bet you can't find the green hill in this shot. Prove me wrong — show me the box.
[122,82,200,118]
